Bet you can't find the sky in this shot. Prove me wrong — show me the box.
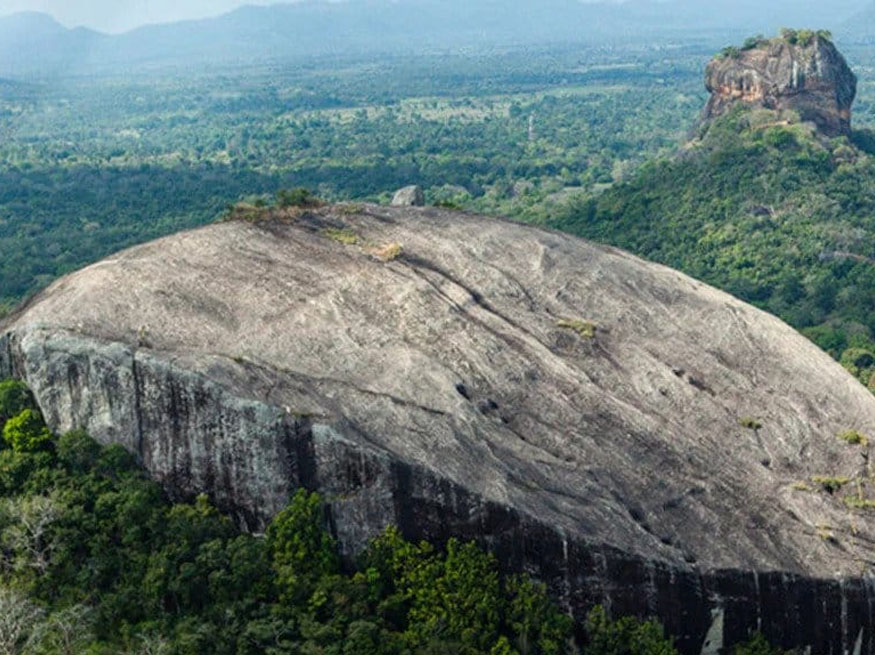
[0,0,620,33]
[0,0,287,33]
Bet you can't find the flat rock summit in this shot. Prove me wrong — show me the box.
[4,205,875,653]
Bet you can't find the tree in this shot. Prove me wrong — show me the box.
[401,538,504,653]
[26,605,93,655]
[55,430,102,475]
[2,410,52,454]
[266,489,339,604]
[732,633,788,655]
[506,576,572,655]
[128,632,170,655]
[0,588,43,655]
[275,188,320,208]
[0,382,36,427]
[583,606,678,655]
[779,28,798,44]
[1,494,65,575]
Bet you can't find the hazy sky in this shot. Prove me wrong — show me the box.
[0,0,617,33]
[0,0,288,33]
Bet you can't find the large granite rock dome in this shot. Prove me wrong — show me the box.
[3,205,875,653]
[705,33,857,136]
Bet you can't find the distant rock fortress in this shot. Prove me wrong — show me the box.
[704,29,857,136]
[4,202,875,653]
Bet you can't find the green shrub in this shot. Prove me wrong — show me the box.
[843,496,875,510]
[56,429,103,473]
[266,488,340,604]
[733,632,789,655]
[322,228,361,245]
[796,29,816,47]
[741,35,768,51]
[739,417,763,430]
[276,187,321,208]
[435,199,464,210]
[840,348,875,382]
[837,430,869,446]
[811,475,850,494]
[583,605,678,655]
[2,409,53,453]
[557,318,597,339]
[0,380,37,424]
[780,28,798,44]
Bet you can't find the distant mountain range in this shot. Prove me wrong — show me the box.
[0,0,870,77]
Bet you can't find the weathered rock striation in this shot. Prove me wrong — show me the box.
[3,205,875,653]
[704,33,857,136]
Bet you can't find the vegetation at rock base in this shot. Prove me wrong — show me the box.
[0,379,790,654]
[0,384,573,654]
[732,633,791,655]
[582,606,676,655]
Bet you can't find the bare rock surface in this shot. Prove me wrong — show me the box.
[391,185,425,207]
[705,34,857,136]
[4,205,875,652]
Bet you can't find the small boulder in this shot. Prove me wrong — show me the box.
[391,185,425,207]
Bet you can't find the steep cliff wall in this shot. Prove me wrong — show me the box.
[704,34,857,136]
[3,205,875,653]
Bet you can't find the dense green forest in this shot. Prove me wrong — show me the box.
[0,45,706,312]
[549,105,875,387]
[0,379,785,655]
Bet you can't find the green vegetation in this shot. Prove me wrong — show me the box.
[276,188,322,209]
[741,36,768,51]
[812,475,851,494]
[732,633,790,655]
[550,106,875,377]
[0,378,792,654]
[322,228,361,245]
[837,429,869,446]
[0,45,706,308]
[0,379,575,654]
[843,496,875,510]
[777,28,832,47]
[0,380,37,422]
[840,348,875,388]
[582,606,677,655]
[557,319,597,339]
[739,417,763,431]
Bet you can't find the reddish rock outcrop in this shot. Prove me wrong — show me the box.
[704,33,857,136]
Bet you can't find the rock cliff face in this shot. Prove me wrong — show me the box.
[704,35,857,136]
[3,205,875,653]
